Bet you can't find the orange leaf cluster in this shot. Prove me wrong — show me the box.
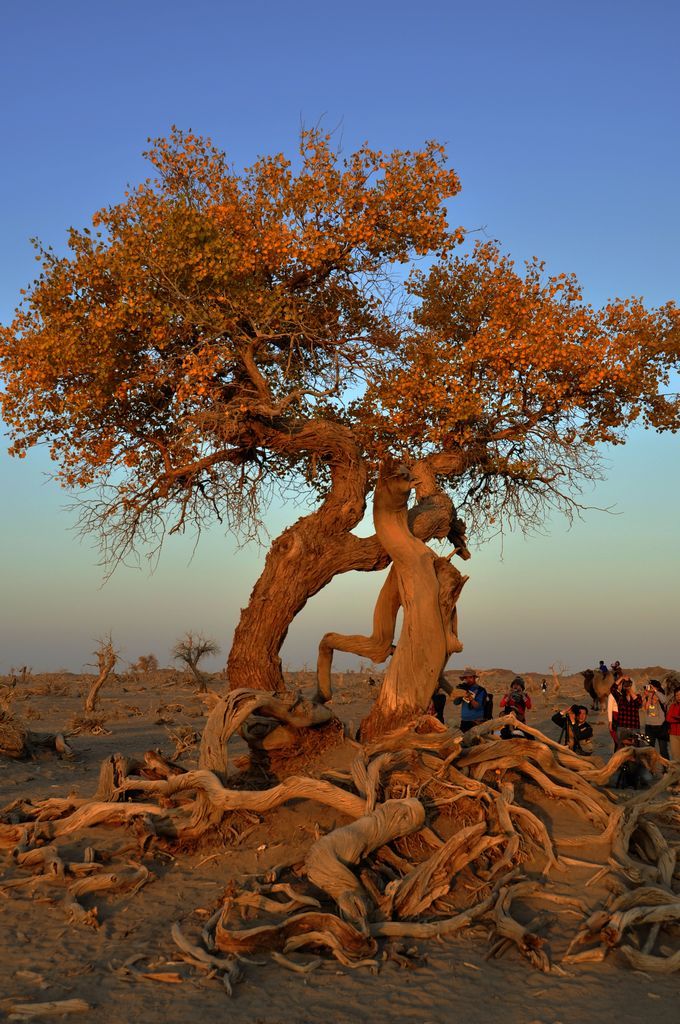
[1,130,678,551]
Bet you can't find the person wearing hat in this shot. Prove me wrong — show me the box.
[500,676,531,722]
[499,676,532,738]
[452,669,488,732]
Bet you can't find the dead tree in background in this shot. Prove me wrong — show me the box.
[172,633,220,693]
[84,635,118,713]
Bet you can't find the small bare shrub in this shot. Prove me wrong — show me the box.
[70,714,112,736]
[165,725,200,760]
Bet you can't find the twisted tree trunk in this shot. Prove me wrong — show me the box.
[227,455,462,695]
[316,566,400,703]
[359,461,467,739]
[226,440,370,693]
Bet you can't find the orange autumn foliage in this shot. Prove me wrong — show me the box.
[358,242,679,528]
[1,129,678,558]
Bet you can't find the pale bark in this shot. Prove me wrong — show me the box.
[359,461,466,739]
[84,642,117,713]
[304,797,425,926]
[214,910,378,963]
[0,712,73,761]
[316,566,400,702]
[199,687,333,776]
[227,430,466,698]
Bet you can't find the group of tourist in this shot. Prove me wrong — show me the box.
[606,673,680,760]
[427,665,680,763]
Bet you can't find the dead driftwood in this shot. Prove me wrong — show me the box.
[7,998,91,1020]
[1,704,679,989]
[0,710,73,761]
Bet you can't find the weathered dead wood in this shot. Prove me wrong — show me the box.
[142,749,187,779]
[171,922,242,993]
[456,739,611,827]
[369,892,497,938]
[619,945,680,972]
[488,880,551,971]
[214,910,378,962]
[3,699,677,991]
[14,844,66,875]
[283,932,379,970]
[94,753,136,802]
[363,719,460,757]
[270,950,322,973]
[609,886,680,913]
[637,818,677,954]
[84,637,117,713]
[0,800,170,849]
[388,822,504,918]
[350,750,410,812]
[304,798,426,926]
[118,769,366,822]
[458,735,614,810]
[7,999,91,1019]
[232,891,321,916]
[487,908,555,960]
[199,688,333,777]
[0,712,73,761]
[463,714,596,772]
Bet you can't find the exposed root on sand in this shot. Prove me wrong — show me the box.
[1,702,679,993]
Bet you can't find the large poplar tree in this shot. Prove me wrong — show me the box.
[2,128,678,742]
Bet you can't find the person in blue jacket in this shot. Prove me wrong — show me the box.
[453,668,487,732]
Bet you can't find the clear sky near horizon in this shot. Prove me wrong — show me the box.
[1,0,678,676]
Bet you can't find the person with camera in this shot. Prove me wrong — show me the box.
[613,728,655,788]
[641,680,669,759]
[552,704,593,754]
[452,669,487,732]
[611,676,642,733]
[499,676,531,738]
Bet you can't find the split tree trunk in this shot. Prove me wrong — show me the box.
[359,461,467,740]
[227,464,460,694]
[316,566,400,702]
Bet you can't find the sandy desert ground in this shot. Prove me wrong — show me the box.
[0,665,678,1024]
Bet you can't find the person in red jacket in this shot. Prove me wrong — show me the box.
[499,676,532,738]
[665,681,680,761]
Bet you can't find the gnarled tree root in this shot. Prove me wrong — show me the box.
[304,798,426,926]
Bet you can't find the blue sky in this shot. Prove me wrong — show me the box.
[1,1,678,673]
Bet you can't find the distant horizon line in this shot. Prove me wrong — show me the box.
[3,663,677,680]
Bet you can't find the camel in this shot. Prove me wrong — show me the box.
[581,668,610,711]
